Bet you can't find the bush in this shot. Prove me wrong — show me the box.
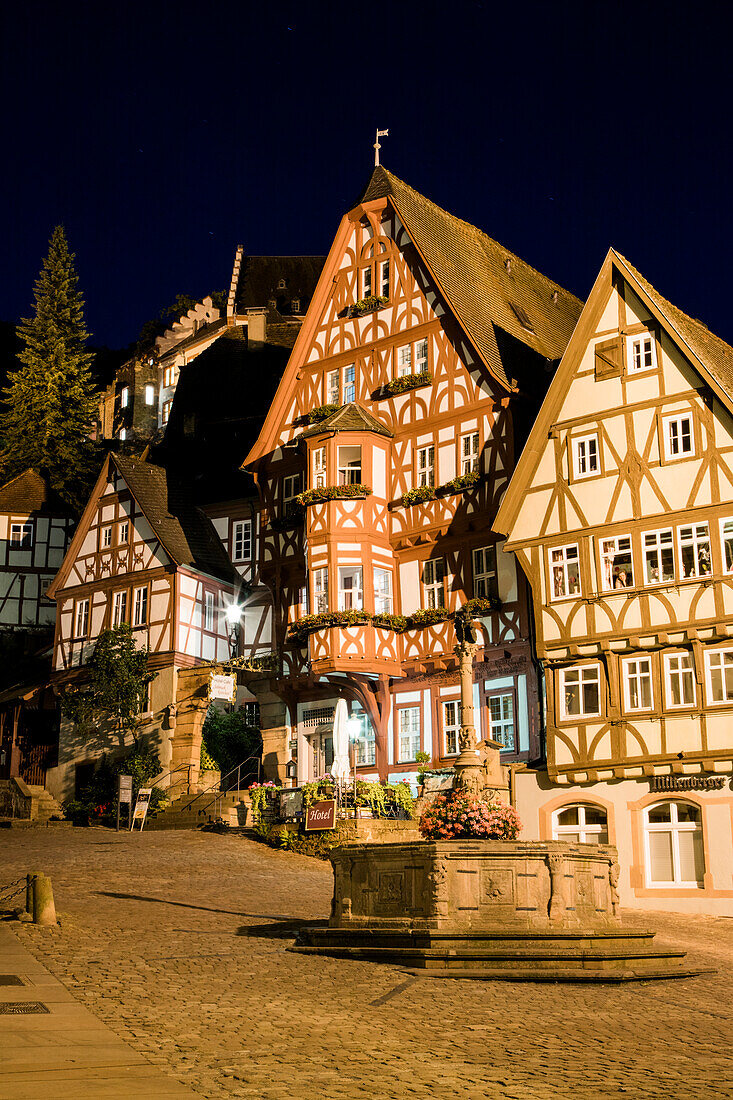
[201,708,261,784]
[419,793,522,840]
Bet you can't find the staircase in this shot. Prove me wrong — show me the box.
[146,790,252,830]
[0,779,65,826]
[25,784,65,824]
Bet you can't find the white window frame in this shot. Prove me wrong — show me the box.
[422,558,446,610]
[74,598,90,639]
[337,445,361,486]
[133,585,148,628]
[204,591,215,632]
[117,520,129,545]
[373,567,393,614]
[379,259,390,298]
[599,534,634,591]
[663,413,694,460]
[552,804,609,844]
[162,400,172,425]
[461,432,480,475]
[163,365,175,388]
[488,693,515,751]
[398,706,421,763]
[677,522,711,579]
[101,525,112,550]
[704,648,733,705]
[338,566,363,611]
[120,385,130,408]
[397,344,412,377]
[549,543,581,600]
[572,432,600,479]
[664,652,696,709]
[415,338,428,373]
[118,428,127,441]
[416,445,435,488]
[327,369,340,406]
[313,567,329,613]
[720,517,733,574]
[443,699,460,756]
[112,590,127,627]
[622,656,654,713]
[362,265,372,298]
[473,546,496,600]
[643,528,675,585]
[144,384,155,406]
[352,708,376,766]
[560,664,601,720]
[9,521,33,550]
[232,519,252,563]
[627,332,656,373]
[342,364,356,404]
[313,447,327,489]
[644,801,704,888]
[283,473,303,506]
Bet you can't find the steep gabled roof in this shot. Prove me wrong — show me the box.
[234,256,326,315]
[494,248,733,539]
[301,403,393,439]
[0,468,72,516]
[360,166,583,387]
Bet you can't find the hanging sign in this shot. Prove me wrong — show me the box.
[210,673,236,702]
[130,788,152,831]
[305,799,336,832]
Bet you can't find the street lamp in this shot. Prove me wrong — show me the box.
[285,757,297,786]
[225,602,243,658]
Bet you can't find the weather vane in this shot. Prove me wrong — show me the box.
[374,128,389,166]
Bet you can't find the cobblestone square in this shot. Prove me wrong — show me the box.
[1,828,731,1099]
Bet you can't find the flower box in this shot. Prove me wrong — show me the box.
[401,485,436,507]
[305,404,340,424]
[297,485,372,507]
[348,295,389,318]
[376,371,432,400]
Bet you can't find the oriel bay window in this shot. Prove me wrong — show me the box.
[337,446,361,485]
[473,546,497,599]
[623,657,653,712]
[549,544,580,599]
[313,567,329,613]
[373,567,393,613]
[443,699,460,755]
[338,566,363,610]
[644,801,704,887]
[678,522,711,578]
[665,652,695,707]
[560,665,601,719]
[600,535,634,590]
[705,648,733,704]
[422,558,446,609]
[398,706,421,762]
[644,529,674,584]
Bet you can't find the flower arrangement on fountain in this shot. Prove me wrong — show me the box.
[248,779,281,822]
[419,792,521,840]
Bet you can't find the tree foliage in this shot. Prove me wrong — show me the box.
[201,706,261,783]
[0,226,99,510]
[60,625,155,738]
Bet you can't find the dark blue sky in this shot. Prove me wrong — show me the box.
[2,0,731,350]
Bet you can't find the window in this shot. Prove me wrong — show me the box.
[599,535,634,591]
[549,544,580,599]
[627,333,656,373]
[313,567,329,613]
[120,386,130,408]
[721,518,733,573]
[379,259,390,298]
[678,523,711,578]
[663,414,694,459]
[374,567,393,614]
[313,447,327,488]
[327,370,340,405]
[665,653,695,708]
[705,648,733,704]
[338,566,363,610]
[396,339,428,379]
[232,519,252,562]
[343,364,356,403]
[337,446,361,485]
[422,558,446,610]
[101,526,112,550]
[162,400,172,424]
[9,522,33,550]
[74,599,90,639]
[623,657,653,712]
[362,266,372,298]
[204,591,215,632]
[560,665,601,718]
[241,701,260,726]
[443,699,460,755]
[461,432,480,475]
[39,575,55,604]
[398,706,421,762]
[415,338,428,373]
[144,384,155,406]
[291,298,300,313]
[112,590,127,627]
[163,365,175,388]
[133,586,148,627]
[117,521,129,545]
[553,804,608,844]
[643,529,675,585]
[488,694,515,751]
[397,345,412,377]
[644,801,704,887]
[119,428,127,441]
[417,445,435,487]
[351,707,376,766]
[283,473,303,506]
[473,546,497,600]
[572,433,599,478]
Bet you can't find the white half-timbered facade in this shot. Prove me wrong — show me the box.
[495,249,733,915]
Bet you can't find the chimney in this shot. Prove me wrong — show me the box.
[247,307,267,349]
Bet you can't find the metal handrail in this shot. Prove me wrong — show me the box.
[197,752,263,821]
[182,752,261,813]
[148,763,194,792]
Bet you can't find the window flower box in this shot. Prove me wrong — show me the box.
[377,371,432,400]
[438,470,481,495]
[348,295,389,318]
[401,485,436,507]
[407,608,451,628]
[297,484,372,506]
[305,404,340,424]
[460,595,502,616]
[286,609,372,644]
[371,613,408,633]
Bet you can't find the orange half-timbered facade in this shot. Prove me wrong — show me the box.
[495,249,733,915]
[44,452,242,801]
[245,166,582,787]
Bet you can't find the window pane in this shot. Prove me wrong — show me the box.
[583,806,606,826]
[648,831,674,881]
[558,807,579,826]
[675,802,700,824]
[678,831,704,883]
[647,803,672,823]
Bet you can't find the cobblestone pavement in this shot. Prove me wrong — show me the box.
[1,828,731,1100]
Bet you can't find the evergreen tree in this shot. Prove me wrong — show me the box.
[0,226,99,510]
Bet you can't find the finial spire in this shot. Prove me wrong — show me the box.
[374,128,389,166]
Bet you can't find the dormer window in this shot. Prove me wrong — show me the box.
[338,446,361,485]
[628,332,656,373]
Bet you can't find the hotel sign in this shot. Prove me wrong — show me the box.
[305,799,337,831]
[651,775,727,792]
[210,673,236,702]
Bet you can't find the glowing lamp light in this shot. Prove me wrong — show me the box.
[346,715,362,742]
[225,603,243,625]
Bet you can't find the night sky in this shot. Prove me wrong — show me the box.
[2,0,731,351]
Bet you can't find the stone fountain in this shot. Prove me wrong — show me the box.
[292,629,707,981]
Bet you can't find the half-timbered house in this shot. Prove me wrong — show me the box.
[44,452,241,801]
[494,249,733,915]
[244,166,582,787]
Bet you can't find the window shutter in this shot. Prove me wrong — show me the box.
[594,336,623,380]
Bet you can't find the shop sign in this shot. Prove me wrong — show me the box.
[305,799,336,831]
[210,673,236,701]
[280,789,303,819]
[651,774,727,792]
[131,788,152,831]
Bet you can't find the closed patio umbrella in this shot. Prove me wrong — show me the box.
[330,698,351,781]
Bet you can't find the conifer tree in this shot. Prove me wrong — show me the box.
[0,226,99,510]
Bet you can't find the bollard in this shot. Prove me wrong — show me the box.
[32,873,57,926]
[25,872,37,914]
